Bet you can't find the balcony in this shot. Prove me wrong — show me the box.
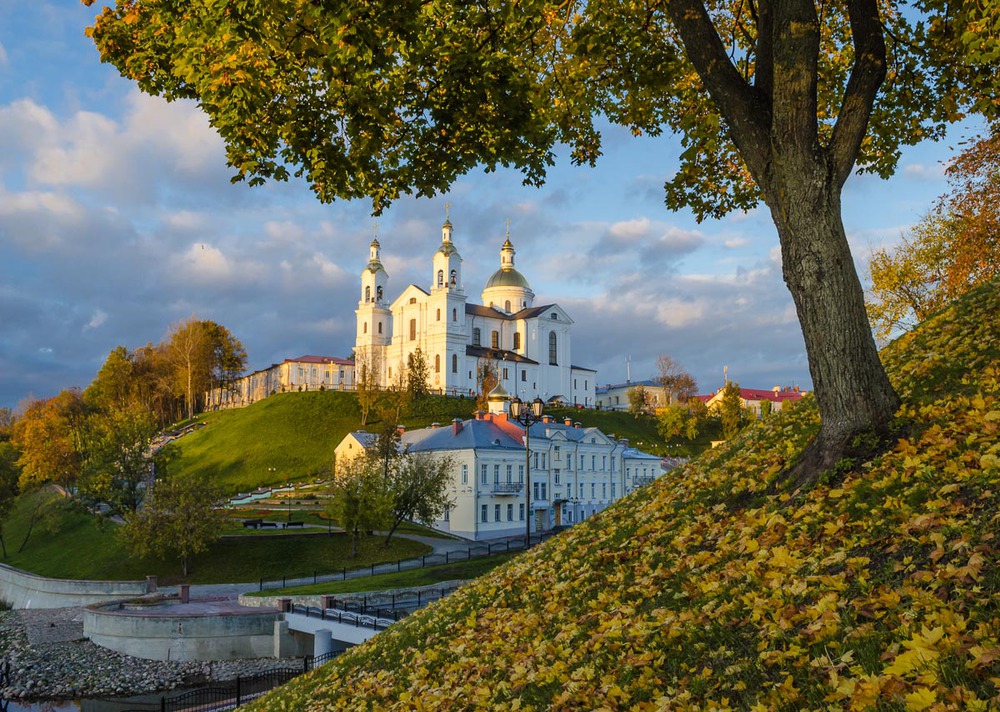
[491,482,525,495]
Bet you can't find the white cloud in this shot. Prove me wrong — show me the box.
[724,237,750,249]
[86,310,108,329]
[903,162,946,180]
[168,243,267,288]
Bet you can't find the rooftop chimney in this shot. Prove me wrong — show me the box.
[396,424,406,434]
[475,410,484,420]
[564,418,573,427]
[574,422,582,428]
[452,418,463,435]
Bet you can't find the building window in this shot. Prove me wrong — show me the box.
[541,482,547,499]
[591,483,596,499]
[409,319,417,340]
[377,322,382,334]
[436,308,441,321]
[602,483,607,498]
[437,269,444,287]
[462,464,468,484]
[551,313,558,320]
[365,286,371,302]
[376,286,383,301]
[554,470,560,485]
[554,446,560,461]
[521,369,526,382]
[534,452,539,469]
[435,354,441,373]
[506,465,513,483]
[473,328,481,346]
[533,482,540,500]
[507,504,514,521]
[450,269,457,285]
[505,300,511,312]
[592,455,596,470]
[513,332,521,350]
[481,504,488,523]
[452,308,457,321]
[495,504,501,522]
[519,503,525,520]
[503,368,509,380]
[611,482,616,498]
[580,454,585,469]
[444,507,450,522]
[491,330,499,349]
[549,332,558,365]
[481,464,488,484]
[602,456,607,470]
[363,322,368,334]
[493,464,500,484]
[452,354,458,373]
[579,483,584,498]
[409,297,417,304]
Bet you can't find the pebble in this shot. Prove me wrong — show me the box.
[0,607,299,703]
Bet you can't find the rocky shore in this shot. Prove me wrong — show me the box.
[0,607,299,702]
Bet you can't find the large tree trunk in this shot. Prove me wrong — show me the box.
[764,162,901,488]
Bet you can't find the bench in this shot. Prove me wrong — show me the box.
[284,521,304,528]
[259,521,279,529]
[242,519,263,529]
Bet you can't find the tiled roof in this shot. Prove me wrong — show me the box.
[285,355,354,366]
[465,345,539,365]
[465,303,558,320]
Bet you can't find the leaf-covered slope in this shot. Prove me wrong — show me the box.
[252,283,1000,711]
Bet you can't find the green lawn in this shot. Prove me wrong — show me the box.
[251,553,516,597]
[1,490,430,585]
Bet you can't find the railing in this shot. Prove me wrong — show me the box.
[257,531,556,592]
[118,653,341,711]
[491,482,524,494]
[290,604,398,631]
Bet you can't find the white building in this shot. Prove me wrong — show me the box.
[336,407,665,541]
[354,218,597,406]
[204,355,355,410]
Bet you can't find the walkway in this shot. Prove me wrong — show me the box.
[179,531,534,601]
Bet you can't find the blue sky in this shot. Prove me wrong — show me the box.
[0,1,981,410]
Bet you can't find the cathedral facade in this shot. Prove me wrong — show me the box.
[354,218,596,407]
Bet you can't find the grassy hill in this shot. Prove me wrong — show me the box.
[249,282,1000,710]
[170,391,669,494]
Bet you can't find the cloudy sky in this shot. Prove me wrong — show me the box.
[0,2,982,410]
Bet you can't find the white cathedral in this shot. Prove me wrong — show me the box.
[354,217,597,407]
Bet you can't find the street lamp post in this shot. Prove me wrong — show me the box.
[509,396,545,547]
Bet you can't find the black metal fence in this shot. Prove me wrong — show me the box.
[119,652,341,711]
[258,531,556,592]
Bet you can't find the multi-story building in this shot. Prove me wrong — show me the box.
[204,355,355,410]
[354,217,597,407]
[335,400,664,541]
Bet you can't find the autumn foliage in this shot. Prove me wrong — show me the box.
[252,280,1000,710]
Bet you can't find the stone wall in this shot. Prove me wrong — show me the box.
[0,563,150,609]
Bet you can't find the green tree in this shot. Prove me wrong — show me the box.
[84,0,1000,483]
[355,349,382,428]
[120,473,227,578]
[328,455,392,558]
[406,348,430,400]
[0,442,21,558]
[384,453,455,546]
[760,399,773,420]
[627,385,652,417]
[78,401,162,516]
[719,382,747,440]
[657,404,700,443]
[164,318,247,420]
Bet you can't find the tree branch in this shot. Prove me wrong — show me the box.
[828,0,886,188]
[664,0,771,181]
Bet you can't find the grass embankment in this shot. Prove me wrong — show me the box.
[251,282,1000,710]
[171,391,668,493]
[1,493,430,585]
[256,554,516,597]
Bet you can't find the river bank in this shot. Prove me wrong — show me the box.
[0,607,289,703]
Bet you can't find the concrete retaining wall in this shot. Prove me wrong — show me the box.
[84,603,281,661]
[0,563,150,609]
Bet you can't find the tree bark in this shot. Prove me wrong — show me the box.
[762,160,901,487]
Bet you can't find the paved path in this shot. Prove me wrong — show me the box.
[178,531,540,601]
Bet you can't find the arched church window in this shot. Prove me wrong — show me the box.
[436,308,441,321]
[377,322,383,334]
[365,286,371,303]
[549,331,558,365]
[513,332,521,350]
[473,328,481,347]
[435,354,441,373]
[409,319,417,341]
[450,269,457,285]
[376,286,383,301]
[452,354,458,373]
[452,308,457,322]
[409,297,417,304]
[437,270,444,287]
[505,300,511,312]
[491,331,499,349]
[551,313,558,320]
[363,322,368,334]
